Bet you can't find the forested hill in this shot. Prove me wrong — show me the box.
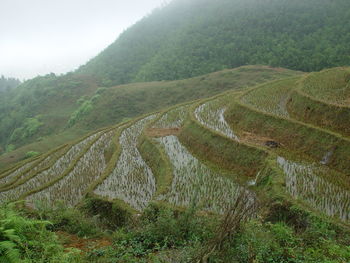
[79,0,350,86]
[0,76,21,92]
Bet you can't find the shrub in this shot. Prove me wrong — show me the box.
[0,203,82,262]
[25,151,40,159]
[35,201,99,238]
[82,197,132,230]
[67,100,93,127]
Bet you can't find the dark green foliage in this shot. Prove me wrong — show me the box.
[34,201,99,238]
[0,203,82,262]
[101,203,215,262]
[80,0,350,85]
[1,201,349,262]
[9,117,43,145]
[82,197,132,230]
[211,203,350,263]
[24,151,40,159]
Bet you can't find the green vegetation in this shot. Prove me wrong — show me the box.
[76,66,299,132]
[287,68,350,136]
[0,203,82,263]
[139,136,172,197]
[226,99,350,175]
[9,117,43,146]
[2,0,350,258]
[0,66,298,169]
[1,66,350,261]
[179,116,267,177]
[300,67,350,105]
[67,100,93,127]
[0,73,98,157]
[80,0,350,85]
[242,78,299,117]
[24,151,40,159]
[1,199,349,262]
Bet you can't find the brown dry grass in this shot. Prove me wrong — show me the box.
[56,231,112,253]
[240,131,283,147]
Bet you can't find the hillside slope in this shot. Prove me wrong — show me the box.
[1,66,349,219]
[0,66,300,167]
[79,0,350,85]
[3,0,350,163]
[1,67,350,261]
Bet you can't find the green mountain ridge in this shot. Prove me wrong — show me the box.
[79,0,350,85]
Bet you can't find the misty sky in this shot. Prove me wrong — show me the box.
[0,0,167,80]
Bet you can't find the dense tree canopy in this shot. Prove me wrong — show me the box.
[79,0,350,86]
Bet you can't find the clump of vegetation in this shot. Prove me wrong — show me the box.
[0,203,82,262]
[1,197,350,262]
[24,151,40,159]
[67,100,93,127]
[10,117,43,144]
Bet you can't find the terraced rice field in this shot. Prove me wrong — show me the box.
[0,67,349,226]
[94,115,157,211]
[194,98,239,140]
[153,106,188,129]
[0,146,69,190]
[156,135,255,214]
[0,160,38,187]
[26,129,116,207]
[300,67,350,106]
[0,131,103,205]
[241,78,298,117]
[277,157,350,222]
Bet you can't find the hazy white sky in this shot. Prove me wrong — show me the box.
[0,0,167,80]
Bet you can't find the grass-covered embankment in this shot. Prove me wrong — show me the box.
[179,114,267,177]
[287,83,350,137]
[226,97,350,175]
